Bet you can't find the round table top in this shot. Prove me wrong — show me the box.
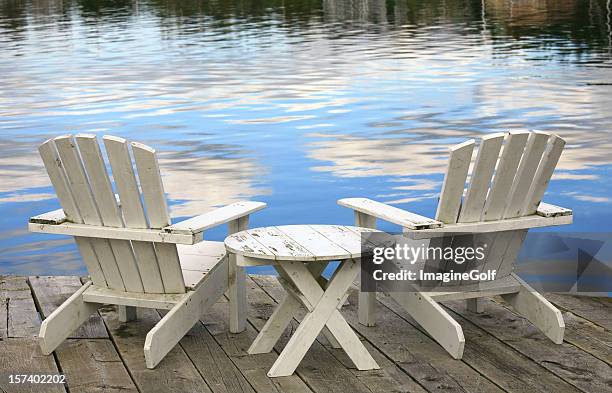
[224,225,379,262]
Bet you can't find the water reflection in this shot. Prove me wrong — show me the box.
[155,140,270,217]
[0,0,611,275]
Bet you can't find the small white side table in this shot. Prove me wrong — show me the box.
[225,224,380,377]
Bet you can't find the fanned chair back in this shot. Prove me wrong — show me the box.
[434,131,565,281]
[39,134,185,294]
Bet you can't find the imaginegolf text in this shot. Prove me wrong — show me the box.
[372,269,497,283]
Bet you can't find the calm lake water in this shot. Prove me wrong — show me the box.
[1,0,611,275]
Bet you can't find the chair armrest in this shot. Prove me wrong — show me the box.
[164,201,267,236]
[338,198,443,230]
[29,200,266,244]
[30,208,67,225]
[406,201,572,239]
[29,211,197,244]
[536,202,572,217]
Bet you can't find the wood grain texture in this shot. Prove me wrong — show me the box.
[0,339,66,393]
[504,132,550,219]
[175,319,256,393]
[37,139,106,286]
[546,293,612,331]
[483,131,530,221]
[76,134,143,293]
[55,339,139,393]
[99,306,213,393]
[104,135,165,294]
[131,141,185,294]
[225,225,378,262]
[445,298,610,393]
[201,295,314,393]
[459,133,504,223]
[166,202,266,235]
[436,139,475,224]
[54,135,125,291]
[338,198,442,229]
[2,275,611,393]
[2,276,40,338]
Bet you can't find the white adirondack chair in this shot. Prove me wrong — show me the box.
[339,130,572,359]
[29,134,266,368]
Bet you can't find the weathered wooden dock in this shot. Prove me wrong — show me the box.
[1,274,610,393]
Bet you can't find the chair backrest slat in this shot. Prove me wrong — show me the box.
[132,142,185,293]
[482,131,529,221]
[39,140,107,287]
[76,134,144,293]
[54,136,103,226]
[54,136,125,290]
[103,136,167,293]
[435,139,475,224]
[458,133,504,223]
[503,132,550,219]
[75,135,122,226]
[522,135,565,216]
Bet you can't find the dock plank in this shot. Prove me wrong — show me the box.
[0,339,66,393]
[326,340,429,393]
[1,277,40,338]
[0,294,6,340]
[546,293,612,331]
[56,339,138,393]
[562,311,612,366]
[445,298,611,393]
[98,305,213,393]
[201,298,314,393]
[157,308,256,393]
[29,276,108,339]
[178,322,255,393]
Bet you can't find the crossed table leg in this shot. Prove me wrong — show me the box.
[249,258,380,377]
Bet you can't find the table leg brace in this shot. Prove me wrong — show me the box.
[267,259,379,377]
[249,262,340,354]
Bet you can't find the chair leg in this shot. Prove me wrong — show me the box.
[502,274,565,344]
[118,306,138,322]
[389,291,465,359]
[359,291,377,326]
[466,298,484,313]
[228,253,247,333]
[39,281,100,355]
[144,262,228,369]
